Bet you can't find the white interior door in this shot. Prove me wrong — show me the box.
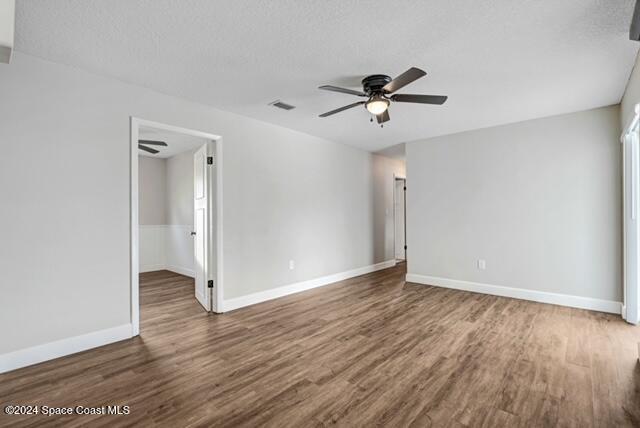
[395,179,406,260]
[193,142,215,311]
[624,125,640,325]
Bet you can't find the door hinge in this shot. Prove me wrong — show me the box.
[207,156,214,165]
[404,186,406,191]
[208,280,214,288]
[404,245,407,250]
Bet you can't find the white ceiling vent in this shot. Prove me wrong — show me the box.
[269,100,295,110]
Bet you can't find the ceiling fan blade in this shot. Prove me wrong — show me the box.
[319,101,366,117]
[376,110,390,124]
[138,140,168,146]
[138,144,159,154]
[391,94,448,105]
[383,67,427,94]
[318,85,367,97]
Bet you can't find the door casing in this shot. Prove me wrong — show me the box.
[130,117,224,337]
[622,104,640,325]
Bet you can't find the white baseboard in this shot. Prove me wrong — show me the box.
[406,273,622,315]
[140,265,195,278]
[140,263,165,273]
[0,324,133,374]
[223,260,397,312]
[166,265,195,278]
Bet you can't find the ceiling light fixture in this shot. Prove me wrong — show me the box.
[365,95,389,115]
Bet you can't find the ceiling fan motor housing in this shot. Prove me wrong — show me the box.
[361,75,392,95]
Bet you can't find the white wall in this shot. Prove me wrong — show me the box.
[139,150,196,275]
[139,225,166,273]
[166,150,195,226]
[139,224,195,276]
[406,106,622,305]
[139,156,167,273]
[622,50,640,131]
[164,150,196,276]
[0,53,398,356]
[138,157,167,225]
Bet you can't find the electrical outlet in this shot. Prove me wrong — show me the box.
[289,260,295,270]
[477,259,486,270]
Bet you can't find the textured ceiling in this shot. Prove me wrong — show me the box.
[15,0,640,152]
[376,143,406,161]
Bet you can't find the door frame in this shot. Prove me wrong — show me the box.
[622,104,640,325]
[393,174,407,262]
[130,117,224,336]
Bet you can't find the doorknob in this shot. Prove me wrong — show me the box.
[190,231,196,236]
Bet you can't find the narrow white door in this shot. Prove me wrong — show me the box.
[624,126,640,325]
[193,142,215,311]
[394,179,406,260]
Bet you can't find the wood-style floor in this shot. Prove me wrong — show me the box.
[1,264,640,427]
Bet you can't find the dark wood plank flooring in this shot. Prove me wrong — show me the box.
[1,264,639,427]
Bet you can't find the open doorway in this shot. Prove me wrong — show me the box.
[394,176,407,263]
[130,118,223,337]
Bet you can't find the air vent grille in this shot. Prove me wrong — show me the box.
[269,100,296,110]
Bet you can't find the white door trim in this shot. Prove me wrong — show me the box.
[621,105,640,325]
[130,117,224,336]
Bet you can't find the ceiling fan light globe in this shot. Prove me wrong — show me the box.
[366,99,389,115]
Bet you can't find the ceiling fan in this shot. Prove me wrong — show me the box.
[318,67,447,126]
[138,139,167,154]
